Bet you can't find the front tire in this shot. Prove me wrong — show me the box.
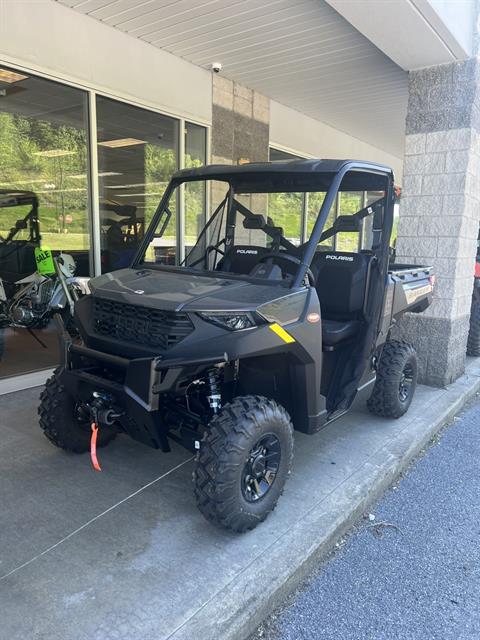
[193,395,294,533]
[38,369,117,452]
[367,340,418,418]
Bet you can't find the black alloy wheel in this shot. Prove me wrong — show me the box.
[241,434,281,502]
[367,340,418,419]
[398,363,414,403]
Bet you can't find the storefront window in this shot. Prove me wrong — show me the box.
[0,66,90,378]
[306,192,332,248]
[0,66,209,385]
[268,148,304,244]
[269,148,300,162]
[184,122,207,255]
[95,96,179,271]
[335,192,364,252]
[267,192,304,246]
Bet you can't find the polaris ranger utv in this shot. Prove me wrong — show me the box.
[39,160,434,532]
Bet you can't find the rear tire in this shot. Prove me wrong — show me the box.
[38,369,117,453]
[367,340,418,418]
[467,296,480,356]
[193,395,294,533]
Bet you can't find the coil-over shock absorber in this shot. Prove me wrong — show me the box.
[206,368,222,414]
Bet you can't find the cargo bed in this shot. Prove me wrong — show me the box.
[388,261,434,318]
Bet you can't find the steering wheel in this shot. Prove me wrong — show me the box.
[258,252,316,286]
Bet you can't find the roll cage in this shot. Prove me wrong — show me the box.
[132,159,395,286]
[0,189,40,245]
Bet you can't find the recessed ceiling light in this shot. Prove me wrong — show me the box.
[33,149,75,158]
[0,69,28,84]
[98,138,146,148]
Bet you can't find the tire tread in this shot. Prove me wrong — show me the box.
[367,340,417,419]
[193,395,294,533]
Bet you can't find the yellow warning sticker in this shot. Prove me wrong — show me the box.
[269,323,296,344]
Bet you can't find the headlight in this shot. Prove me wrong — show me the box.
[198,311,260,331]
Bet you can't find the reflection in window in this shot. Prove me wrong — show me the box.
[269,148,301,162]
[335,192,363,252]
[363,191,384,250]
[267,192,303,246]
[0,66,90,378]
[306,192,331,248]
[96,96,179,271]
[268,149,304,245]
[184,122,207,254]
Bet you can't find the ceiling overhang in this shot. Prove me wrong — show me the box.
[325,0,474,70]
[57,0,473,159]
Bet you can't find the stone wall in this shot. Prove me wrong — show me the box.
[211,75,270,165]
[394,59,480,386]
[210,76,270,244]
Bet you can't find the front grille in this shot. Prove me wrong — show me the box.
[93,298,193,350]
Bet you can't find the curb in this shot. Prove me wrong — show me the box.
[170,362,480,640]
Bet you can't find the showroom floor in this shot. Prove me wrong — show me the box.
[1,371,479,640]
[0,324,58,379]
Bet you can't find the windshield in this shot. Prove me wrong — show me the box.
[137,176,387,286]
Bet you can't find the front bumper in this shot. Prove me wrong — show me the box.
[58,324,226,451]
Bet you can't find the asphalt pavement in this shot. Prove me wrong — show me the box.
[254,398,480,640]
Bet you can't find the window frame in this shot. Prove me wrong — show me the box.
[0,60,211,276]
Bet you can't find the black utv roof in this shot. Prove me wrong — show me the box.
[172,159,394,192]
[0,189,38,208]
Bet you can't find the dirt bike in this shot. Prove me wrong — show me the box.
[0,249,90,332]
[0,189,89,336]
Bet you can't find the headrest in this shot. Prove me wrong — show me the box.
[243,214,266,230]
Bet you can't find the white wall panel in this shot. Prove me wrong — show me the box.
[270,101,404,183]
[0,0,212,124]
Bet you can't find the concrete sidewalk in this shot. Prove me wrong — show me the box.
[1,359,480,640]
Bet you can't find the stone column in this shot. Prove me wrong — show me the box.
[394,59,480,386]
[211,75,270,166]
[211,76,270,243]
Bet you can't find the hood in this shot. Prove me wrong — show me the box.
[89,267,290,312]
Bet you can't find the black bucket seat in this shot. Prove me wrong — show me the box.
[217,245,271,275]
[311,251,374,346]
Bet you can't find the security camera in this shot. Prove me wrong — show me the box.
[211,62,222,73]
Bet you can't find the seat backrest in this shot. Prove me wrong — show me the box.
[311,251,373,320]
[217,245,270,275]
